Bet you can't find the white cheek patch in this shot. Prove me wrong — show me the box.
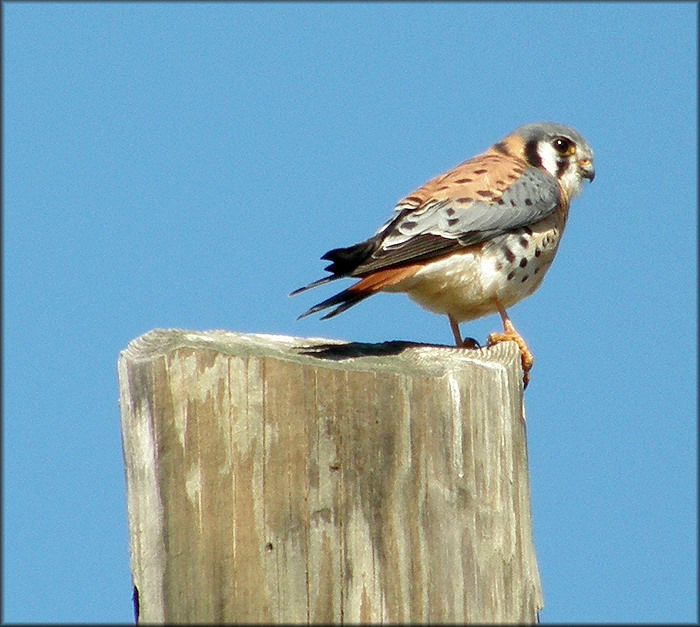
[537,142,560,177]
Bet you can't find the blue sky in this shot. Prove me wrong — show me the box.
[3,2,697,623]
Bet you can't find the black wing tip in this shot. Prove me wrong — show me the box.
[295,287,370,321]
[319,297,367,319]
[320,239,378,275]
[289,275,336,297]
[291,237,378,315]
[296,304,323,320]
[291,235,378,296]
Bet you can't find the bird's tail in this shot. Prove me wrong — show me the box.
[289,238,379,314]
[291,263,422,320]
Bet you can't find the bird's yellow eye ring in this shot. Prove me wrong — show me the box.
[553,137,576,156]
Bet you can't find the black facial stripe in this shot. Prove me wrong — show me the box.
[524,139,541,168]
[556,157,569,178]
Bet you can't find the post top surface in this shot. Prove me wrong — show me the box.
[120,328,521,379]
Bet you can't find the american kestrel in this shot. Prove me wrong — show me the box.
[291,122,594,387]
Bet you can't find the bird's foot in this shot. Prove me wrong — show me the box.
[487,322,533,388]
[449,315,481,349]
[458,336,481,349]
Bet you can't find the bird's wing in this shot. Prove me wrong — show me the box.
[350,154,561,276]
[290,151,562,302]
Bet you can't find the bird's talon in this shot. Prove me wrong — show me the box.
[460,336,481,349]
[488,331,534,388]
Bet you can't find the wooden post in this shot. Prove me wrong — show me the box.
[118,329,542,623]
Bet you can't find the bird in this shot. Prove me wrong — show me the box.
[290,122,594,387]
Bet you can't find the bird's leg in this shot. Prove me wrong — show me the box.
[448,315,480,348]
[449,314,463,345]
[487,301,533,387]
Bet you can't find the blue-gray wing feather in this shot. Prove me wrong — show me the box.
[352,166,560,274]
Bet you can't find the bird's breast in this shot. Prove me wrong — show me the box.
[383,213,566,322]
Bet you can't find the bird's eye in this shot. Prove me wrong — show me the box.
[552,137,576,156]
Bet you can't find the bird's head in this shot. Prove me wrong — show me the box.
[498,122,595,200]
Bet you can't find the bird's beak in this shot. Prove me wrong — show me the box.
[579,158,595,182]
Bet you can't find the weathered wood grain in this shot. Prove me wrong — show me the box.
[118,329,542,623]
